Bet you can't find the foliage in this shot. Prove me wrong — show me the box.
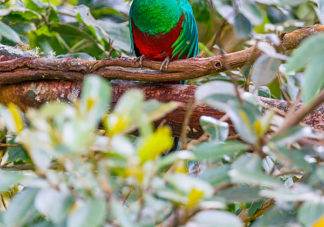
[0,0,323,226]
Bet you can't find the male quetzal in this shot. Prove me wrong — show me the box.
[129,0,199,70]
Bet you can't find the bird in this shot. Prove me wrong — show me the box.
[129,0,199,71]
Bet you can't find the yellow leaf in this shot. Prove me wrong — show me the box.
[239,110,253,133]
[175,160,187,174]
[138,126,173,164]
[8,103,24,132]
[105,114,131,136]
[125,166,144,183]
[86,97,96,112]
[186,188,204,209]
[314,215,324,227]
[254,120,263,137]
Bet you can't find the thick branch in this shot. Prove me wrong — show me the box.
[0,80,323,138]
[0,25,322,84]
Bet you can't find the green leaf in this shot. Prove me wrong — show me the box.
[240,2,263,25]
[0,21,21,43]
[0,170,26,192]
[230,154,282,188]
[35,189,74,224]
[298,202,324,227]
[76,5,110,47]
[81,75,111,126]
[97,20,130,52]
[270,126,311,146]
[199,165,231,186]
[188,210,243,227]
[192,141,248,161]
[67,198,106,227]
[4,188,39,227]
[200,116,229,141]
[110,198,133,227]
[252,207,296,227]
[234,13,252,38]
[261,184,320,202]
[216,186,262,203]
[268,145,311,172]
[0,7,41,20]
[251,55,281,87]
[7,142,30,163]
[166,174,214,197]
[301,53,324,102]
[157,151,195,170]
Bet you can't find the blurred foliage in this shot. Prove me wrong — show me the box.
[0,0,324,226]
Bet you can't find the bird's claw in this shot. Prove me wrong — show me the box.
[160,57,170,71]
[136,55,146,68]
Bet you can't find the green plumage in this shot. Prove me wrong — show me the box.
[129,0,199,60]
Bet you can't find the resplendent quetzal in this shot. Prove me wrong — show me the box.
[129,0,199,70]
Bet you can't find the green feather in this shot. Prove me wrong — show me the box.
[129,0,199,59]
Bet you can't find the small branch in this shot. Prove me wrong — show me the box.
[275,88,324,135]
[0,143,19,147]
[238,198,275,223]
[0,25,322,84]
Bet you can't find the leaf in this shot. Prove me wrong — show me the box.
[216,186,262,203]
[7,103,24,133]
[252,207,296,227]
[166,174,214,198]
[270,126,312,146]
[17,130,52,170]
[192,141,248,161]
[4,188,39,227]
[7,141,30,163]
[67,198,106,227]
[261,184,321,202]
[76,5,110,47]
[301,53,324,102]
[230,154,282,188]
[35,189,74,224]
[187,210,243,227]
[0,170,26,192]
[97,20,130,52]
[186,188,205,208]
[138,126,173,164]
[199,165,231,186]
[268,145,311,172]
[110,198,133,227]
[195,81,236,104]
[251,55,281,87]
[234,13,252,38]
[240,2,263,25]
[157,151,196,169]
[81,75,111,126]
[200,116,229,141]
[0,21,21,43]
[0,7,41,20]
[314,215,324,227]
[298,202,324,227]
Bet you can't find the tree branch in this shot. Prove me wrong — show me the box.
[0,25,322,84]
[0,80,324,138]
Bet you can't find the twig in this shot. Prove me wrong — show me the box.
[274,88,324,136]
[0,143,19,147]
[238,199,275,223]
[180,100,197,149]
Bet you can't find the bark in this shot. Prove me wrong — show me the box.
[0,80,323,138]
